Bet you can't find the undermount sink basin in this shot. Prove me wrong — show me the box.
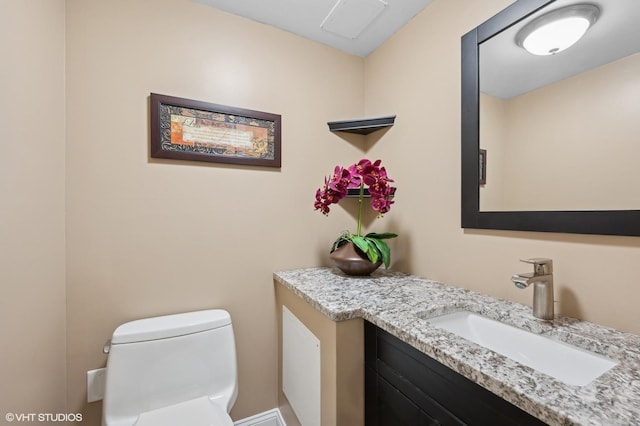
[425,311,618,386]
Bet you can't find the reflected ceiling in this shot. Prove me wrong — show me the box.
[481,0,640,99]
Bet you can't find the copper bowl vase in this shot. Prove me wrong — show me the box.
[329,242,382,276]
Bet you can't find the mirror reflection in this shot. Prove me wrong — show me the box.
[478,0,640,211]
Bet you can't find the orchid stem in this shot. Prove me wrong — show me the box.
[357,184,364,237]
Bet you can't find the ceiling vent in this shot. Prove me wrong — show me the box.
[320,0,388,39]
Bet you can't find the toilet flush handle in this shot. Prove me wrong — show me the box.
[103,339,111,354]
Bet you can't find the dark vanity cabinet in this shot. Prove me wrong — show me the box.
[364,322,547,425]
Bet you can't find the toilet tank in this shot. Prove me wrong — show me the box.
[102,310,238,426]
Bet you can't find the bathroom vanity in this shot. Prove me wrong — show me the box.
[364,322,545,425]
[274,267,640,426]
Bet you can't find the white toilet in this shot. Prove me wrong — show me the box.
[102,309,238,426]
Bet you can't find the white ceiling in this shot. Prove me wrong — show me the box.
[192,0,433,57]
[191,0,639,95]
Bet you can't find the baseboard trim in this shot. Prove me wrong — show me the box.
[234,408,287,426]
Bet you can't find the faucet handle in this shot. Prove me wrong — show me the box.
[520,258,553,275]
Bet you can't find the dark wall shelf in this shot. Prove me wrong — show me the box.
[327,115,396,135]
[346,188,396,198]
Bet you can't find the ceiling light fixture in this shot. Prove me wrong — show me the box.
[515,4,600,56]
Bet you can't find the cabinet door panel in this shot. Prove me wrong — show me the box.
[378,360,464,426]
[365,321,548,426]
[378,373,439,426]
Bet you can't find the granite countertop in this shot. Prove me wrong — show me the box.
[274,267,640,426]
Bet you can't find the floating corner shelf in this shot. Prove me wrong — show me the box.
[327,115,396,135]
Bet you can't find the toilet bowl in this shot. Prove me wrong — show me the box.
[102,310,238,426]
[133,396,233,426]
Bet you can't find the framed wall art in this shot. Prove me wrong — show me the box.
[150,93,281,168]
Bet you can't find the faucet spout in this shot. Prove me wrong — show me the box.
[512,259,555,321]
[511,272,535,289]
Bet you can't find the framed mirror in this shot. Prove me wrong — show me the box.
[461,0,640,236]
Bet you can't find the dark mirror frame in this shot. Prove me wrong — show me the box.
[461,0,640,236]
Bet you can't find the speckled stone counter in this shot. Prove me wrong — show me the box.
[274,267,640,426]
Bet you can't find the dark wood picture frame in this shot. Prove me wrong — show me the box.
[150,93,281,168]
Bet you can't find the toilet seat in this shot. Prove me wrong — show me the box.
[133,396,233,426]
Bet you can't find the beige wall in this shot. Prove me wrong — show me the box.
[0,0,67,418]
[4,0,640,423]
[478,92,508,211]
[64,0,365,423]
[365,0,640,335]
[481,53,640,211]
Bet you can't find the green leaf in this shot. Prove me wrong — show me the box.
[366,243,380,263]
[330,231,353,252]
[368,238,391,268]
[352,235,381,264]
[351,235,369,253]
[365,232,398,240]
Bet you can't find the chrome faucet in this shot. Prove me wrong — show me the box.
[512,258,554,321]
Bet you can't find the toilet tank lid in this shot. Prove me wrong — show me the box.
[111,309,231,344]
